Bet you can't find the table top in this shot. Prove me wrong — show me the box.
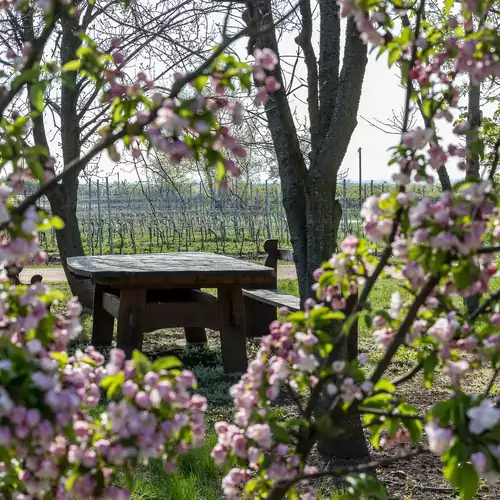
[67,253,275,286]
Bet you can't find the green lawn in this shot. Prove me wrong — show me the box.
[46,278,394,499]
[46,277,498,499]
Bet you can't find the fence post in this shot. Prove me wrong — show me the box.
[343,179,348,236]
[88,179,92,256]
[97,179,102,255]
[370,180,374,196]
[265,179,271,239]
[106,177,114,255]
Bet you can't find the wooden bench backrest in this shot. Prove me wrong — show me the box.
[263,239,293,273]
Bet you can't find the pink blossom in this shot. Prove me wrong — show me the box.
[426,422,453,454]
[470,452,488,475]
[445,360,469,387]
[428,316,458,343]
[402,127,433,150]
[246,424,273,449]
[373,315,386,328]
[341,234,359,254]
[467,400,500,435]
[374,328,395,350]
[253,48,278,71]
[265,76,281,92]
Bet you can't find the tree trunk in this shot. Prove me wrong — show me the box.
[247,0,368,460]
[465,81,481,314]
[317,294,369,458]
[42,13,94,306]
[46,177,94,308]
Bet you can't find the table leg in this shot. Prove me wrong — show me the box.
[91,284,115,347]
[184,288,208,344]
[244,276,277,338]
[218,286,247,373]
[116,289,146,358]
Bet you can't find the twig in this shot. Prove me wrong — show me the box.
[476,245,500,255]
[6,1,303,224]
[401,0,426,135]
[484,366,500,397]
[283,446,426,488]
[0,10,60,118]
[391,361,423,387]
[470,288,500,321]
[371,276,439,384]
[359,407,423,421]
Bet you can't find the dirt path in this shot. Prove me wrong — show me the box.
[20,264,299,283]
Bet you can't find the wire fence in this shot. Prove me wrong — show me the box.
[29,179,442,258]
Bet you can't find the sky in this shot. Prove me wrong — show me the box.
[96,4,469,184]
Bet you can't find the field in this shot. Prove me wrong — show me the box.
[47,275,499,500]
[30,180,444,260]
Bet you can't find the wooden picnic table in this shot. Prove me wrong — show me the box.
[67,253,276,372]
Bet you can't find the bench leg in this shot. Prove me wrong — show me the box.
[218,286,247,372]
[116,289,146,358]
[91,284,115,347]
[243,296,277,338]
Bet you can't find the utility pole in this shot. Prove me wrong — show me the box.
[358,147,362,211]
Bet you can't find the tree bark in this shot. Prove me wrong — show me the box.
[248,0,369,459]
[46,180,94,308]
[465,80,482,314]
[317,294,369,458]
[21,9,93,305]
[47,12,93,306]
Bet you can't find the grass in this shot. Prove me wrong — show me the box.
[46,276,498,499]
[46,278,384,499]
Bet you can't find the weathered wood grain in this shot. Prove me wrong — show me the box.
[92,285,115,347]
[68,253,274,282]
[219,286,247,372]
[243,288,300,312]
[116,289,146,358]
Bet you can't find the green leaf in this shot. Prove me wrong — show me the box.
[422,99,432,118]
[62,60,82,72]
[374,379,395,393]
[132,350,150,373]
[403,418,422,444]
[51,352,68,365]
[444,0,455,13]
[270,422,293,444]
[30,81,47,112]
[368,422,384,449]
[65,472,80,491]
[388,48,401,67]
[423,352,438,388]
[457,464,478,500]
[50,216,64,230]
[152,356,183,372]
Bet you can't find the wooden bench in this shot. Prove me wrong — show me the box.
[243,239,300,337]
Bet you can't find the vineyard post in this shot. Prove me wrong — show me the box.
[358,146,362,211]
[88,179,92,256]
[370,179,374,196]
[343,178,347,237]
[106,177,114,255]
[97,179,102,255]
[265,179,271,239]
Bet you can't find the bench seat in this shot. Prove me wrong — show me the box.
[243,288,300,312]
